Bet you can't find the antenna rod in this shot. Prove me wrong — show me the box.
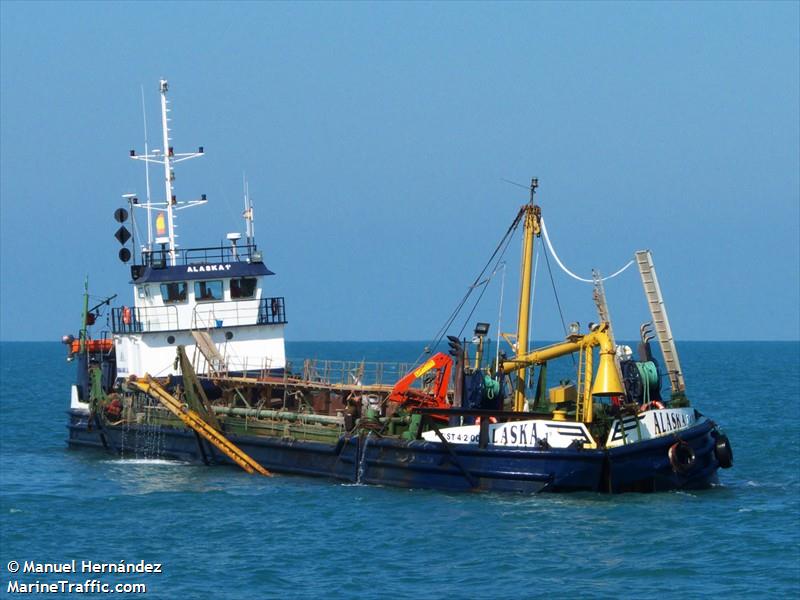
[247,180,254,245]
[494,261,506,372]
[243,176,254,247]
[243,174,249,247]
[159,79,177,266]
[141,85,153,250]
[128,195,137,264]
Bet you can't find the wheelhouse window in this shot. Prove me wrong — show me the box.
[230,277,257,299]
[194,280,223,301]
[160,282,187,303]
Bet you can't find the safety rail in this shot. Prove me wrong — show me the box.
[112,298,285,334]
[111,305,180,333]
[257,297,286,325]
[192,297,286,329]
[191,344,278,379]
[137,243,262,268]
[287,358,426,389]
[192,300,258,330]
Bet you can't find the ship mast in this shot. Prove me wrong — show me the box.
[513,178,541,412]
[130,79,206,266]
[159,80,178,264]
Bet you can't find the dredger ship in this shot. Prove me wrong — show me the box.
[64,79,733,493]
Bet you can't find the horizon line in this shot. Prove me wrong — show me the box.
[1,338,799,344]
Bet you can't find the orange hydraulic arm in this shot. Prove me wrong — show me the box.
[386,352,453,410]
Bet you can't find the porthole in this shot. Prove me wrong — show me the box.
[225,331,233,340]
[167,335,176,344]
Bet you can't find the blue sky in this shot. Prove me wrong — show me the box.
[1,1,798,342]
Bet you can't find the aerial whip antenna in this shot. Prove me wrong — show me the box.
[494,261,507,372]
[243,173,255,248]
[141,84,153,250]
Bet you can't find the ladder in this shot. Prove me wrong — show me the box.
[128,375,272,477]
[575,347,585,422]
[634,250,686,395]
[592,269,616,347]
[592,268,625,390]
[191,330,227,377]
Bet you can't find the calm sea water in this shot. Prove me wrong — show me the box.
[1,341,798,598]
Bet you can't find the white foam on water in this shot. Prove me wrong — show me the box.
[102,458,187,466]
[673,490,698,498]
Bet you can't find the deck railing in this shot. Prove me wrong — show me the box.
[192,297,286,329]
[137,244,262,268]
[285,358,425,389]
[112,297,286,334]
[111,305,180,333]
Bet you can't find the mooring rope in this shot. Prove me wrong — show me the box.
[540,218,634,283]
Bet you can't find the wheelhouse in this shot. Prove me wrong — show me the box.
[111,244,286,334]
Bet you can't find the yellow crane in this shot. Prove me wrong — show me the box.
[506,179,623,420]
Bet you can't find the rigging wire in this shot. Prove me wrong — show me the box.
[456,226,517,339]
[527,246,540,349]
[419,207,525,363]
[500,178,533,191]
[141,84,153,250]
[541,239,577,366]
[527,238,538,340]
[493,261,507,372]
[128,200,144,258]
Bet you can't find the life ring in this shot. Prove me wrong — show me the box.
[668,441,696,473]
[122,306,132,325]
[714,434,734,469]
[640,400,665,412]
[475,416,497,426]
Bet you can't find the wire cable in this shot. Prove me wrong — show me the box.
[419,207,525,363]
[540,218,634,283]
[541,239,576,366]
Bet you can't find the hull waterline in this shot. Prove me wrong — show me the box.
[67,410,721,494]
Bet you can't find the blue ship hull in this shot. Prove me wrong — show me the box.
[66,410,721,494]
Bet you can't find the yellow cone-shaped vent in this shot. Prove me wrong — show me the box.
[591,351,625,396]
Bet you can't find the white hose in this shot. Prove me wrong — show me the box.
[540,218,634,283]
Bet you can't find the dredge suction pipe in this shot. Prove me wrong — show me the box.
[128,375,272,477]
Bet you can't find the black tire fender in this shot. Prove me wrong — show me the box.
[668,441,696,473]
[714,434,734,469]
